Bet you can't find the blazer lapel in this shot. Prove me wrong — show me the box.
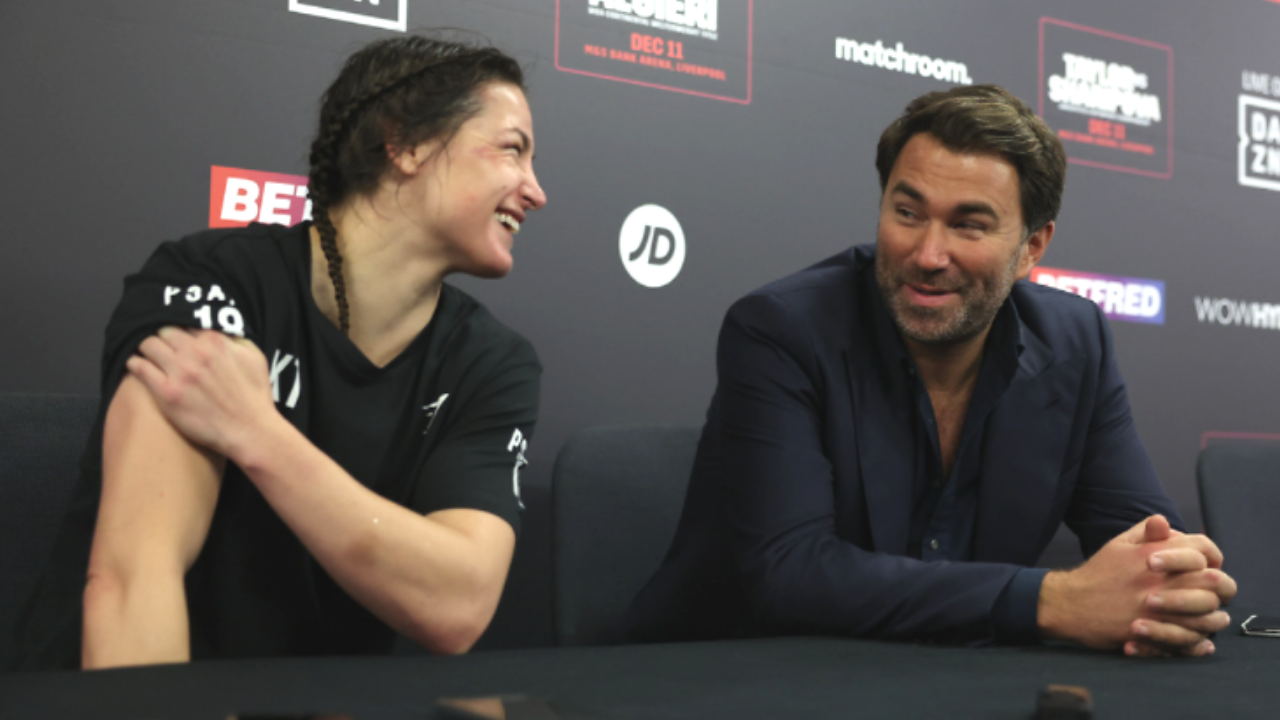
[847,347,915,556]
[973,329,1082,565]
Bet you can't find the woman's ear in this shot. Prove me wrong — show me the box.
[388,140,437,178]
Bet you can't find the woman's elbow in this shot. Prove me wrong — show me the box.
[82,568,125,626]
[408,593,498,655]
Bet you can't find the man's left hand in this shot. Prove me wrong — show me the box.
[1124,515,1237,657]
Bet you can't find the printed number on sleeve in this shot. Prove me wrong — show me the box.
[163,283,246,337]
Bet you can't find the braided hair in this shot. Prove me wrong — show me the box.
[307,35,525,334]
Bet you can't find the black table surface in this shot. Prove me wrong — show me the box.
[3,626,1278,719]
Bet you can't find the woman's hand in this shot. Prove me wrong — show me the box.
[126,326,278,461]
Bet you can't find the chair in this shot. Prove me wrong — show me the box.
[1197,441,1280,610]
[551,424,700,646]
[0,393,99,667]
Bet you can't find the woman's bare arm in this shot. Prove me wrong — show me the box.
[128,328,516,654]
[81,375,223,669]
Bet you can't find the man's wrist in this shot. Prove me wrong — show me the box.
[992,568,1049,644]
[1037,569,1074,643]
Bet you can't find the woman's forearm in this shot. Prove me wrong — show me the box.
[231,418,514,654]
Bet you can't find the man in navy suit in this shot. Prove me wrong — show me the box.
[621,85,1236,656]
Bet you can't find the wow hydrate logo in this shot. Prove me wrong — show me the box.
[288,0,406,31]
[1195,296,1280,332]
[1031,267,1164,325]
[1039,18,1173,179]
[556,0,753,104]
[209,167,311,229]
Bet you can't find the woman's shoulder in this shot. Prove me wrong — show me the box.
[148,222,303,275]
[435,284,539,368]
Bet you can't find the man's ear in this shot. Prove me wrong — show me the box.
[1016,220,1054,280]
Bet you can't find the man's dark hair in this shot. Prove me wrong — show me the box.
[307,34,524,334]
[875,84,1066,238]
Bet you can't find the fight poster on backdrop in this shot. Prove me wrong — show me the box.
[555,0,753,104]
[1039,17,1173,179]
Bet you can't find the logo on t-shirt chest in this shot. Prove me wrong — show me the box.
[269,349,302,409]
[423,393,449,434]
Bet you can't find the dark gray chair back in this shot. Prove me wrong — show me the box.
[1198,442,1280,610]
[0,393,98,668]
[551,424,699,646]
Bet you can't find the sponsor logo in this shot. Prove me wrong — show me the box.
[619,204,686,288]
[834,37,973,85]
[1039,17,1173,178]
[556,0,752,104]
[269,349,303,409]
[210,166,311,229]
[1030,267,1164,325]
[1194,295,1280,331]
[1239,67,1280,192]
[423,393,449,434]
[287,0,406,32]
[507,428,529,509]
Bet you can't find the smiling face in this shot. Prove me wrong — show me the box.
[875,132,1051,347]
[412,82,547,278]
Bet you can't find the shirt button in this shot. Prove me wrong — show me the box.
[929,538,939,551]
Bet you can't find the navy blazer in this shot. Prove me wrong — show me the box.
[620,245,1183,644]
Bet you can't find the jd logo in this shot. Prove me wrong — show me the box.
[619,204,686,288]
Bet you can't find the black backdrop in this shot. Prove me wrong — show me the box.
[3,0,1279,649]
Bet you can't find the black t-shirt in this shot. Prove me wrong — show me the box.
[11,222,540,669]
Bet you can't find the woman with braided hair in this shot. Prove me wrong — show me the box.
[11,34,547,670]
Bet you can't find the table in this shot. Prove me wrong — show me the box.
[3,627,1276,719]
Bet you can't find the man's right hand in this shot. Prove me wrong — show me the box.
[1037,515,1236,657]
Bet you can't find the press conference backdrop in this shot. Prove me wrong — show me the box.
[3,1,1279,649]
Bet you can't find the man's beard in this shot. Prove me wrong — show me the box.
[875,245,1022,346]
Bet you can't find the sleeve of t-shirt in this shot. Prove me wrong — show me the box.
[407,337,541,536]
[100,238,258,401]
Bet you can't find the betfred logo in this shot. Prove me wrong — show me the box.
[1239,94,1280,192]
[287,0,406,32]
[209,166,311,229]
[555,0,752,104]
[1039,18,1173,179]
[1031,266,1164,325]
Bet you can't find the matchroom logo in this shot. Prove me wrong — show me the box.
[1039,18,1173,179]
[210,166,311,229]
[1030,267,1164,325]
[555,0,753,104]
[287,0,406,32]
[834,37,973,86]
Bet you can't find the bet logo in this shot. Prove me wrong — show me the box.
[619,204,686,288]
